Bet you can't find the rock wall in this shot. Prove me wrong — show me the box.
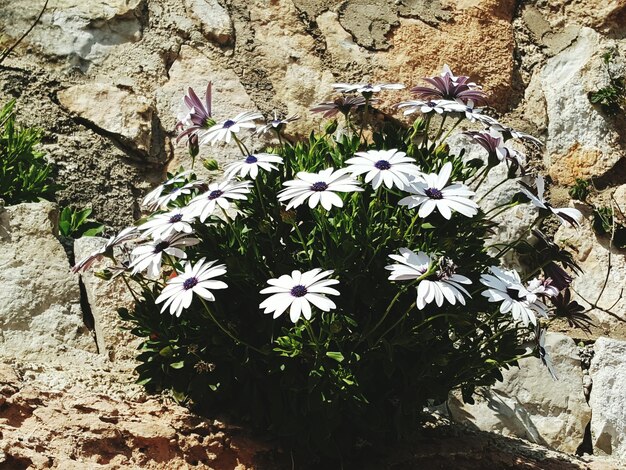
[1,0,626,467]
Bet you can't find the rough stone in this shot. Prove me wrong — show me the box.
[0,202,96,361]
[58,83,157,159]
[74,237,140,362]
[554,217,626,331]
[589,337,626,459]
[338,0,398,51]
[0,0,145,69]
[448,333,591,454]
[527,27,625,186]
[184,0,234,45]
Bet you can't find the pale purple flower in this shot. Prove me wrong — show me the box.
[398,162,478,219]
[411,68,487,105]
[488,122,543,147]
[156,258,228,317]
[186,180,252,222]
[176,83,214,143]
[480,267,549,327]
[259,269,340,323]
[344,149,422,190]
[278,168,363,211]
[201,111,263,145]
[130,232,199,278]
[255,111,300,135]
[224,153,283,180]
[519,176,583,227]
[464,130,525,174]
[386,248,472,310]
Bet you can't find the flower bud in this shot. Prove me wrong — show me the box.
[203,158,219,171]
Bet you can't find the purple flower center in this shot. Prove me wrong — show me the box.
[426,101,437,108]
[169,214,183,223]
[223,119,235,128]
[245,155,258,164]
[374,160,391,171]
[425,188,443,199]
[290,285,308,297]
[208,190,224,200]
[183,277,199,290]
[311,182,328,192]
[506,287,525,301]
[154,241,170,253]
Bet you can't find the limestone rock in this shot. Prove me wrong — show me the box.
[57,83,156,160]
[74,237,140,362]
[184,0,234,45]
[0,202,96,361]
[554,217,626,330]
[527,27,625,185]
[0,0,144,68]
[589,337,626,459]
[448,333,591,454]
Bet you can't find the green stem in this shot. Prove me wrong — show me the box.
[220,207,245,250]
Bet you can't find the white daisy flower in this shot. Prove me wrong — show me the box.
[142,171,193,210]
[398,162,478,219]
[138,208,195,240]
[344,149,422,190]
[395,99,453,115]
[332,82,404,94]
[129,232,199,278]
[278,168,363,211]
[200,111,263,145]
[259,268,340,323]
[255,111,299,135]
[185,180,252,222]
[386,248,472,310]
[151,181,206,210]
[519,176,583,227]
[72,226,139,273]
[223,153,283,180]
[156,258,228,317]
[480,266,549,327]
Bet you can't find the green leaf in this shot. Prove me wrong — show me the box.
[170,361,185,369]
[326,351,344,363]
[159,346,174,357]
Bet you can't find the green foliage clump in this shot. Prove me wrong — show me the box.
[58,206,104,238]
[0,100,56,205]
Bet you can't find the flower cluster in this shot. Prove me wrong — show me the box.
[74,68,589,458]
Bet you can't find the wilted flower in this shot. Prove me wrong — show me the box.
[465,130,525,175]
[186,180,252,222]
[201,111,263,145]
[480,266,549,327]
[488,122,543,147]
[398,162,478,219]
[259,268,340,323]
[72,227,139,273]
[224,153,283,180]
[256,111,299,135]
[139,208,195,240]
[345,149,422,190]
[310,95,367,118]
[519,176,583,227]
[332,82,404,94]
[527,277,559,299]
[278,168,363,211]
[130,232,199,278]
[386,248,472,310]
[536,326,558,380]
[156,258,228,317]
[176,83,215,144]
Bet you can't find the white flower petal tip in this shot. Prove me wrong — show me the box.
[259,268,340,323]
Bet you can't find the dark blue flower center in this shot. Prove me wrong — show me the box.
[311,182,328,192]
[223,119,235,128]
[374,160,391,170]
[290,285,308,297]
[169,214,183,223]
[245,155,258,164]
[183,277,199,290]
[208,190,224,200]
[506,287,525,301]
[425,188,443,199]
[154,241,170,253]
[426,101,437,107]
